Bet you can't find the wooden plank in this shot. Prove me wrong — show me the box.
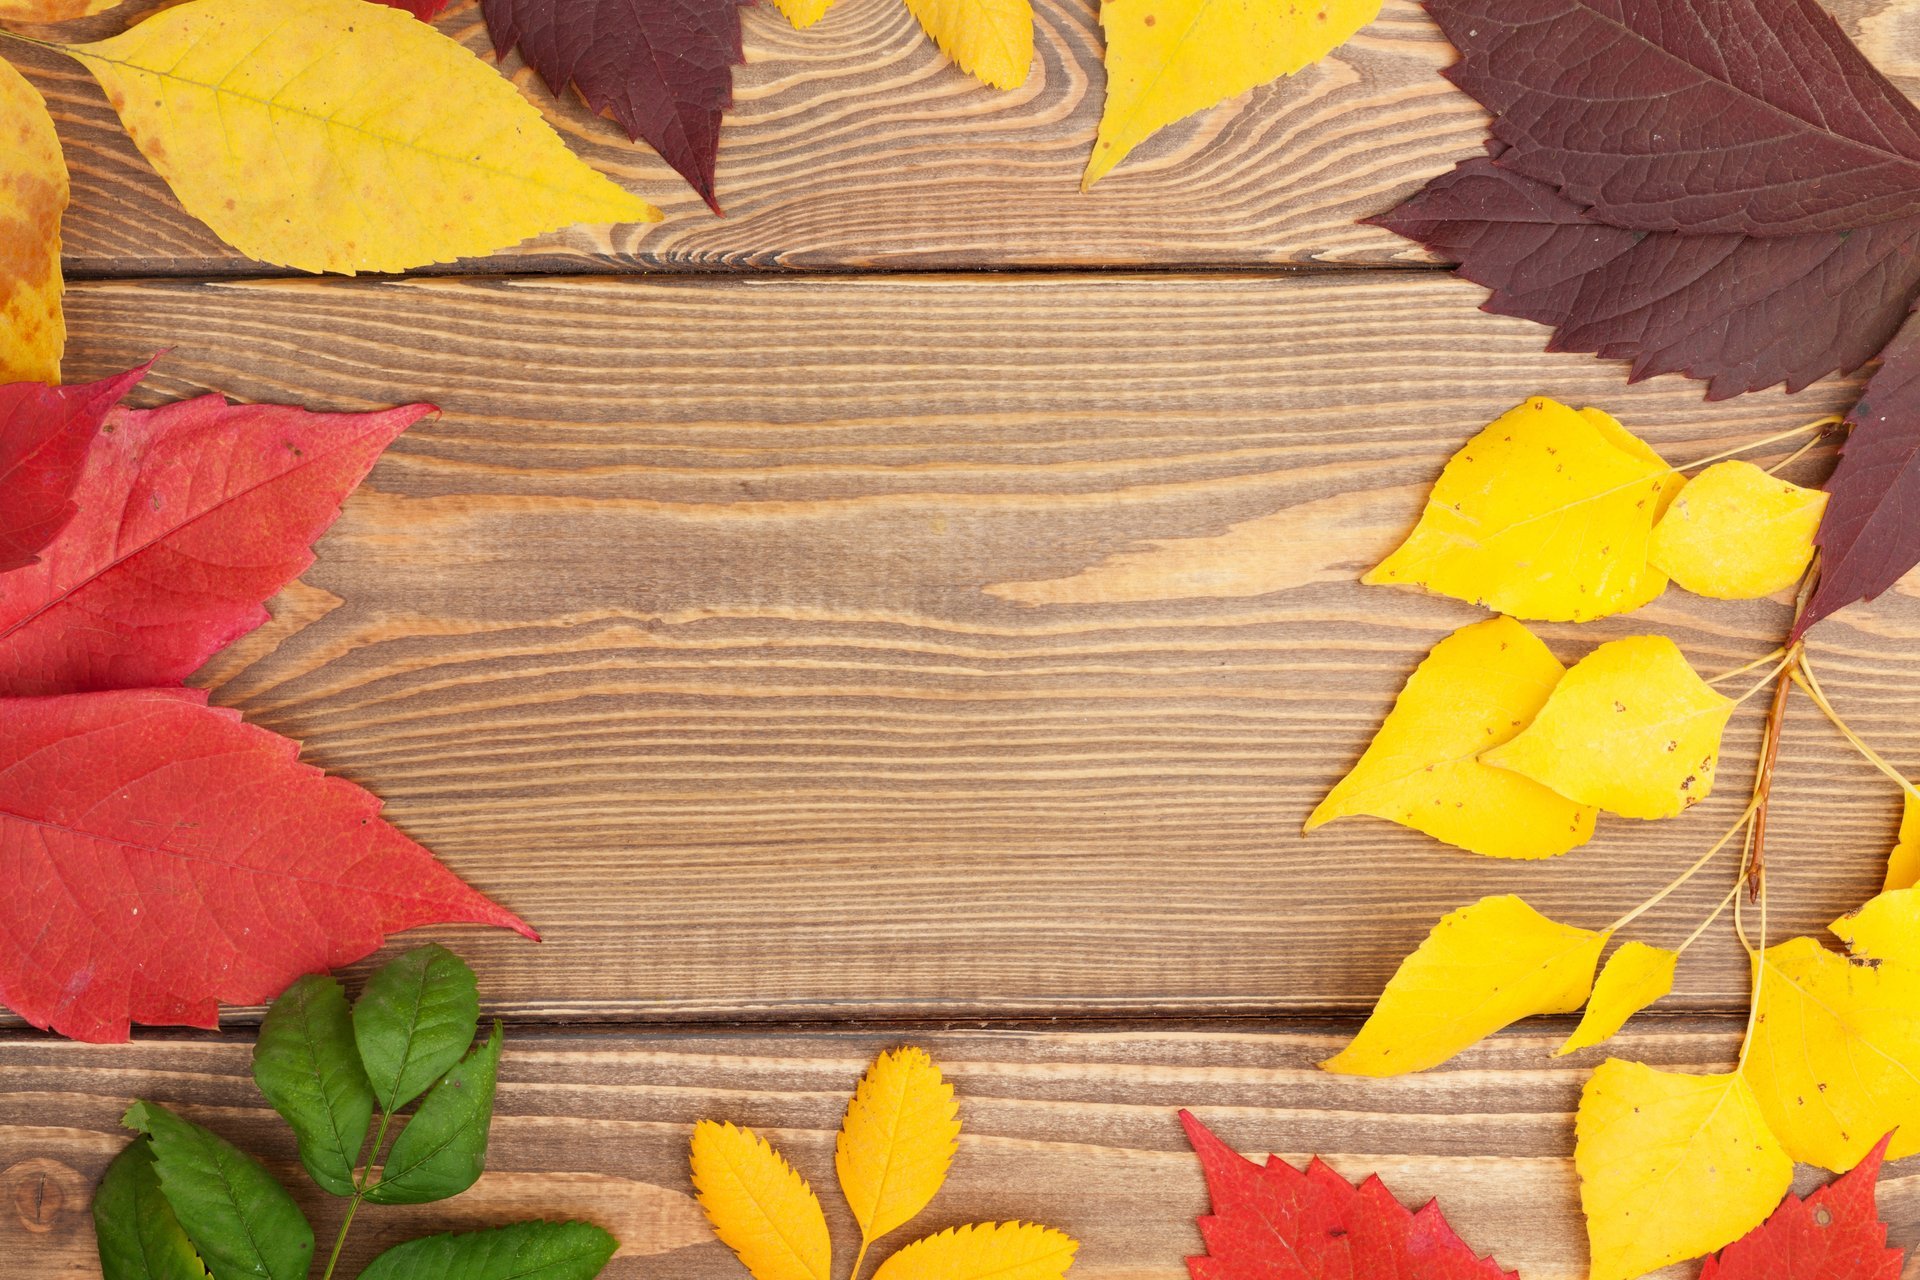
[21,269,1914,1031]
[15,1019,1910,1280]
[17,0,1913,275]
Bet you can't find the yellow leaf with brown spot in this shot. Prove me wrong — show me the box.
[1834,886,1920,960]
[1650,460,1828,599]
[837,1047,959,1259]
[903,0,1033,89]
[1556,942,1676,1056]
[690,1121,831,1280]
[0,57,66,384]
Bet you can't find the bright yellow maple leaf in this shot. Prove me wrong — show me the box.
[1555,942,1676,1056]
[690,1120,832,1280]
[1833,886,1920,959]
[838,1047,960,1272]
[0,0,117,17]
[1305,616,1598,859]
[903,0,1033,89]
[1085,0,1381,188]
[64,0,656,275]
[1483,635,1734,820]
[871,1223,1077,1280]
[1576,1060,1792,1280]
[0,57,66,384]
[1364,398,1676,622]
[1884,792,1920,891]
[1649,460,1827,600]
[1323,895,1608,1077]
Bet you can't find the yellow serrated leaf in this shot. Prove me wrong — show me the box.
[67,0,656,275]
[837,1047,960,1259]
[903,0,1033,89]
[690,1120,832,1280]
[1649,460,1827,600]
[872,1222,1078,1280]
[1482,635,1733,820]
[1305,616,1597,859]
[1885,792,1920,892]
[0,57,65,383]
[768,0,832,28]
[1576,1060,1791,1280]
[1084,0,1381,188]
[1833,886,1920,960]
[1742,936,1920,1171]
[0,0,116,18]
[1365,397,1674,622]
[1556,942,1676,1056]
[1323,895,1608,1077]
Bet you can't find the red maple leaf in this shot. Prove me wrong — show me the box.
[1180,1110,1514,1280]
[0,687,535,1043]
[0,364,149,575]
[1702,1134,1903,1280]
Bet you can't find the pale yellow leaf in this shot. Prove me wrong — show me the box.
[0,0,117,18]
[837,1047,960,1255]
[1364,398,1676,622]
[1833,886,1920,960]
[1322,895,1607,1077]
[1885,792,1920,892]
[1084,0,1381,187]
[1649,460,1827,600]
[871,1222,1078,1280]
[1555,942,1676,1056]
[904,0,1033,89]
[0,57,65,383]
[1576,1061,1791,1280]
[768,0,832,28]
[1482,635,1734,820]
[1306,616,1597,859]
[690,1121,831,1280]
[68,0,656,275]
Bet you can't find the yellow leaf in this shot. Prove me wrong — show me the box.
[1084,0,1381,188]
[1305,616,1597,859]
[690,1120,832,1280]
[1365,398,1674,622]
[903,0,1033,89]
[1885,792,1920,892]
[1556,942,1676,1056]
[1649,461,1827,600]
[1576,1060,1792,1280]
[837,1047,960,1258]
[871,1223,1078,1280]
[1482,635,1734,820]
[768,0,832,28]
[0,57,65,383]
[66,0,656,275]
[1833,887,1920,960]
[0,0,117,18]
[1742,936,1920,1170]
[1323,895,1607,1077]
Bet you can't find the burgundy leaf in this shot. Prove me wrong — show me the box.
[374,0,454,17]
[481,0,748,213]
[0,364,149,575]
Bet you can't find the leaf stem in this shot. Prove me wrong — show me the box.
[1606,799,1760,935]
[851,1241,873,1280]
[1677,881,1743,956]
[1707,648,1786,686]
[1743,654,1798,898]
[1674,415,1844,476]
[320,1194,362,1280]
[323,1107,397,1280]
[1728,650,1798,708]
[1793,655,1918,796]
[0,26,61,51]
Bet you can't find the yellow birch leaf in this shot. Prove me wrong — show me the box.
[1323,895,1608,1077]
[871,1223,1078,1280]
[1576,1060,1792,1280]
[837,1047,960,1260]
[1555,942,1677,1056]
[0,57,66,384]
[1742,936,1920,1171]
[1833,886,1920,960]
[0,0,117,18]
[1482,635,1734,820]
[903,0,1033,89]
[1084,0,1382,188]
[1364,398,1675,622]
[1581,406,1684,612]
[1305,616,1598,859]
[65,0,656,275]
[1649,461,1828,600]
[1884,792,1920,892]
[690,1121,832,1280]
[768,0,832,28]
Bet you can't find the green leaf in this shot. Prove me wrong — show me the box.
[122,1101,314,1280]
[366,1021,503,1205]
[252,973,374,1196]
[93,1139,212,1280]
[357,1221,618,1280]
[353,944,480,1114]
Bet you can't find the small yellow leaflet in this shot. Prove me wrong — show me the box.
[903,0,1034,88]
[691,1121,832,1280]
[1556,942,1676,1056]
[837,1047,960,1260]
[1833,886,1920,959]
[1885,792,1920,892]
[871,1222,1078,1280]
[0,57,65,383]
[768,0,832,28]
[1649,460,1827,600]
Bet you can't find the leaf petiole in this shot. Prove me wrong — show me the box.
[1605,798,1760,935]
[324,1107,397,1280]
[1793,655,1918,797]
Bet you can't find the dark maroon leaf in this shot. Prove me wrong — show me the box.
[373,0,453,16]
[481,0,747,213]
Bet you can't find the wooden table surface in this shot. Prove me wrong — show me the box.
[6,1,1920,1276]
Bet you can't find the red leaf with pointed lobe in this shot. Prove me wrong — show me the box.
[0,364,149,575]
[0,396,431,698]
[1700,1134,1903,1280]
[1180,1110,1514,1280]
[0,687,534,1043]
[376,0,454,17]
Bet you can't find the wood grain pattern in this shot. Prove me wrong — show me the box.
[6,0,1906,275]
[13,1021,1913,1280]
[6,269,1907,1031]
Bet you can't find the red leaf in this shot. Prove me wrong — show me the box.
[1180,1110,1514,1280]
[0,686,534,1043]
[480,0,747,213]
[374,0,454,17]
[0,396,431,698]
[0,364,149,575]
[1699,1134,1903,1280]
